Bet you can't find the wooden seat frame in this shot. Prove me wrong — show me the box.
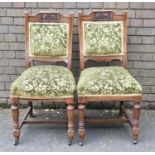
[11,12,75,145]
[78,10,142,146]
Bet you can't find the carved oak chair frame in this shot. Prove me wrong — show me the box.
[78,10,142,145]
[10,12,75,145]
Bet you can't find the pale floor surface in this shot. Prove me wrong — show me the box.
[0,108,154,152]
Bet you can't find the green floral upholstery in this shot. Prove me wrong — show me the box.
[77,67,142,96]
[29,22,69,57]
[11,65,75,98]
[83,21,123,56]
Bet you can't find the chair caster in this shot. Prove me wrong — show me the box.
[79,141,84,146]
[68,139,73,146]
[133,140,137,144]
[14,140,19,146]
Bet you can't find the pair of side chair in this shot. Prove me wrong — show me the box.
[10,10,142,146]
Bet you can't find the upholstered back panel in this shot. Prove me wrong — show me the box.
[29,22,69,57]
[83,21,123,56]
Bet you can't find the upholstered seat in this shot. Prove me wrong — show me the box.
[11,65,76,98]
[77,66,142,96]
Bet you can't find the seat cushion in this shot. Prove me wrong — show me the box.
[77,67,142,96]
[11,65,76,98]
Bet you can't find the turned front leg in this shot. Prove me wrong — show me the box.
[133,101,141,144]
[67,104,75,145]
[78,103,85,146]
[11,98,20,145]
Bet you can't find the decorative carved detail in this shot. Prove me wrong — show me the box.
[132,120,139,127]
[11,105,18,110]
[92,11,113,21]
[134,104,141,109]
[67,104,74,111]
[40,13,60,22]
[78,104,85,110]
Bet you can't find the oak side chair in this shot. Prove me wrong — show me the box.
[77,10,142,146]
[10,12,75,145]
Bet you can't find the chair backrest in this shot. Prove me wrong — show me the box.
[25,12,73,70]
[78,10,128,70]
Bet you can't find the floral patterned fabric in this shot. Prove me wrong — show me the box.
[77,67,142,96]
[11,65,76,98]
[83,21,123,56]
[29,22,69,57]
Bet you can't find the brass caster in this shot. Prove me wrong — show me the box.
[68,139,73,146]
[79,141,84,146]
[14,140,19,146]
[133,140,137,144]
